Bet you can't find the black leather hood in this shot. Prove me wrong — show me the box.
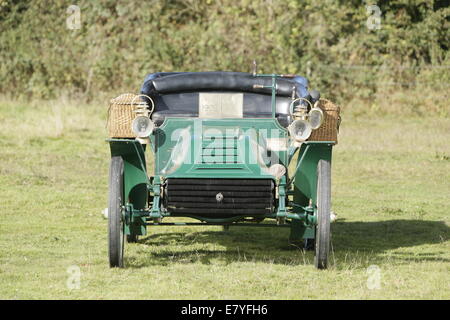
[148,72,296,96]
[139,71,313,128]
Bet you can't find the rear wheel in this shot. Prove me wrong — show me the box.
[108,156,125,268]
[314,159,331,269]
[126,234,138,243]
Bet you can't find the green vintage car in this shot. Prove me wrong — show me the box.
[107,71,340,269]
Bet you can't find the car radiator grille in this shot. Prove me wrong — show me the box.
[201,134,241,164]
[164,178,274,218]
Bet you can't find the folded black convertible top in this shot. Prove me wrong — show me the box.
[140,71,310,98]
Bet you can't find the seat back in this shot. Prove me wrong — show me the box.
[150,91,292,127]
[140,72,311,127]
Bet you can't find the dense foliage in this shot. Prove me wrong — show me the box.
[0,0,448,112]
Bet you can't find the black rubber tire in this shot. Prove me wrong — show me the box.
[314,159,331,269]
[108,156,125,268]
[304,238,315,251]
[126,234,138,243]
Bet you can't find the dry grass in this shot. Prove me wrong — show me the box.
[344,86,449,118]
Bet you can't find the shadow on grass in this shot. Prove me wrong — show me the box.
[331,220,448,251]
[128,219,449,268]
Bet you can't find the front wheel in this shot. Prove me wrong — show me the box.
[108,156,125,268]
[314,159,331,269]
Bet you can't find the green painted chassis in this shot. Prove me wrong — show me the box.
[108,117,333,243]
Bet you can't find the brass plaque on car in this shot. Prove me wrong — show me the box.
[199,93,243,118]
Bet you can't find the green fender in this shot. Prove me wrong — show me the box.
[108,139,148,236]
[289,142,333,242]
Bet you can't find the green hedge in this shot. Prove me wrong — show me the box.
[0,0,448,110]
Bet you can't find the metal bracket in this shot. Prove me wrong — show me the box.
[149,175,163,218]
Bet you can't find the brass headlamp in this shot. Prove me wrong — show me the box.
[288,97,324,142]
[130,95,155,143]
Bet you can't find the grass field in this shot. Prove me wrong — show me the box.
[0,97,449,299]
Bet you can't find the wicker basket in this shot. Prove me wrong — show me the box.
[107,93,140,138]
[308,98,341,144]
